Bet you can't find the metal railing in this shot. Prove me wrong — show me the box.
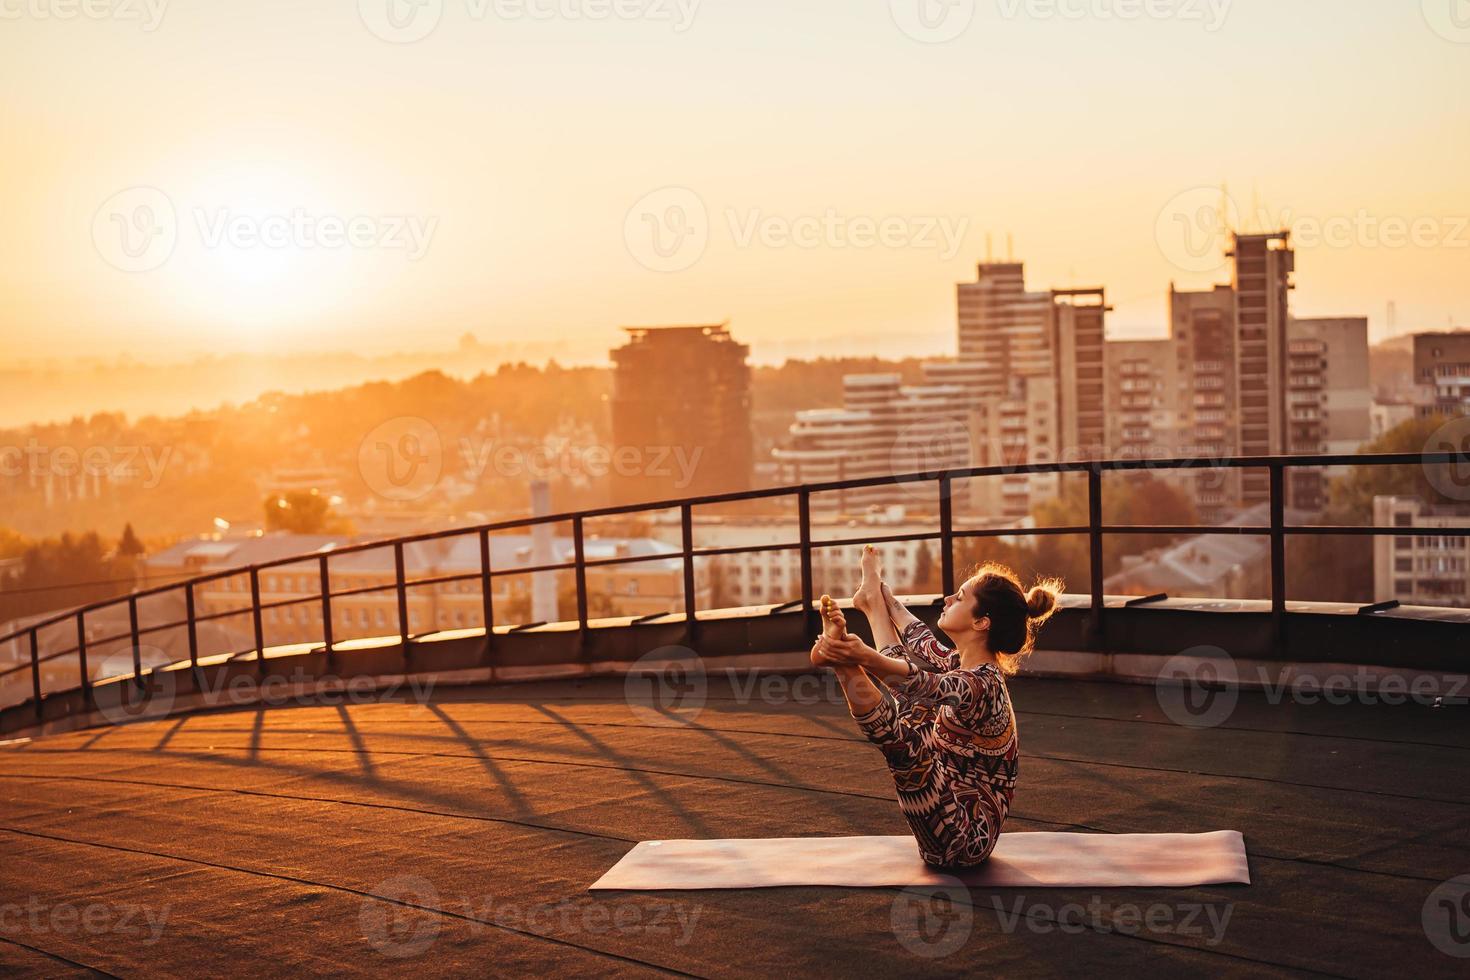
[1,451,1465,721]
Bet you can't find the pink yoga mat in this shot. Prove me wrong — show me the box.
[590,831,1249,890]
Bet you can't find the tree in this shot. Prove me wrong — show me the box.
[1287,415,1458,602]
[263,492,352,535]
[117,523,145,558]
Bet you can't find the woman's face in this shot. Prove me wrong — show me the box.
[937,577,986,635]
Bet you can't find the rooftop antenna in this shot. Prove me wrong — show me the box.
[1220,182,1234,235]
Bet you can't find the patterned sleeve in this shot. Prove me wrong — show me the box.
[892,663,992,714]
[900,620,960,672]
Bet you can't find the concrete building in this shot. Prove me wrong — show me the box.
[1413,332,1470,419]
[610,324,753,505]
[1374,496,1470,607]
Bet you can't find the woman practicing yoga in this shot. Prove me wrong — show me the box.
[811,546,1061,869]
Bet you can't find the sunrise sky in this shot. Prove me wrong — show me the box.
[3,0,1467,365]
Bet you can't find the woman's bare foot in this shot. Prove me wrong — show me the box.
[852,544,883,614]
[819,594,846,639]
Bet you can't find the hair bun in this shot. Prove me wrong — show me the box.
[1025,582,1061,622]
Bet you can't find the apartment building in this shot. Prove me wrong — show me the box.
[1373,496,1470,607]
[1414,332,1470,419]
[610,323,753,505]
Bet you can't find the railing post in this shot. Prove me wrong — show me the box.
[319,555,334,663]
[479,528,495,659]
[29,629,41,721]
[572,516,589,639]
[128,594,143,690]
[184,581,199,675]
[798,489,814,634]
[681,503,698,644]
[1269,463,1287,657]
[1087,466,1105,651]
[394,542,410,655]
[249,567,265,677]
[76,611,91,707]
[939,476,955,597]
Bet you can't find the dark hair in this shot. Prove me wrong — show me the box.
[968,563,1063,674]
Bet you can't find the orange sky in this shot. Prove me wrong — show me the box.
[2,0,1467,366]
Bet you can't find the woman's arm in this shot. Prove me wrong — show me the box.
[880,582,922,631]
[816,633,915,686]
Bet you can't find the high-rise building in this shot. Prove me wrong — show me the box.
[610,324,753,505]
[1168,283,1238,521]
[1228,231,1295,505]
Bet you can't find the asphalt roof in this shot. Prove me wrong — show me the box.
[0,673,1466,978]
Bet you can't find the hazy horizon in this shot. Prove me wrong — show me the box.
[3,0,1467,366]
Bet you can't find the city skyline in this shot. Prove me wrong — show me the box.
[3,2,1469,364]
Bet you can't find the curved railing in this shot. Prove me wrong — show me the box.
[2,450,1464,723]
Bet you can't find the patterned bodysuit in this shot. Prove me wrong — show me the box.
[852,620,1019,868]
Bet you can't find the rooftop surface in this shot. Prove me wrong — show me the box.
[0,672,1466,978]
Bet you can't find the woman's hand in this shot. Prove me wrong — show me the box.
[817,632,878,668]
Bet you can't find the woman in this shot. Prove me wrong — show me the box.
[812,546,1061,869]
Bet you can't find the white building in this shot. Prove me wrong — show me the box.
[1373,496,1470,608]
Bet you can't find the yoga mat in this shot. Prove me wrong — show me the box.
[590,831,1249,891]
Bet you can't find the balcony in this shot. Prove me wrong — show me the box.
[1,452,1467,977]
